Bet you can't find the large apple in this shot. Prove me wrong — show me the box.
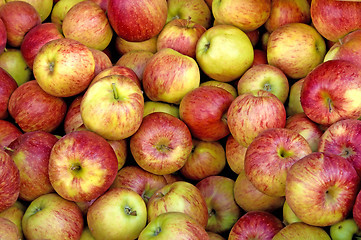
[87,187,147,240]
[196,175,242,233]
[272,222,331,240]
[8,80,67,133]
[62,0,113,50]
[0,120,22,149]
[142,48,200,104]
[179,85,235,141]
[267,22,326,79]
[227,90,287,147]
[147,180,209,228]
[0,67,17,119]
[285,152,360,226]
[80,74,144,140]
[196,24,254,82]
[300,60,361,126]
[5,130,58,201]
[33,38,95,97]
[130,112,193,175]
[212,0,271,32]
[48,130,118,202]
[22,193,84,240]
[107,0,167,42]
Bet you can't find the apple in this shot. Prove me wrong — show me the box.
[0,1,41,47]
[0,48,32,86]
[252,49,268,66]
[310,0,361,42]
[208,232,226,240]
[267,22,326,79]
[318,119,361,176]
[48,130,118,202]
[225,134,247,175]
[110,165,167,204]
[0,217,21,240]
[300,60,361,126]
[353,190,361,229]
[6,0,53,22]
[234,170,285,213]
[107,139,127,171]
[0,18,6,53]
[107,0,167,42]
[87,187,147,240]
[245,29,260,47]
[130,112,193,175]
[22,193,84,240]
[143,48,200,104]
[180,139,226,181]
[265,0,310,33]
[79,226,95,240]
[62,0,113,50]
[228,211,284,240]
[285,152,360,226]
[227,90,287,148]
[179,85,235,141]
[330,218,361,240]
[200,80,238,99]
[0,201,26,240]
[0,67,17,119]
[80,75,144,140]
[272,222,331,240]
[147,180,209,228]
[0,120,22,149]
[282,200,302,225]
[286,78,304,116]
[90,0,108,12]
[166,0,212,29]
[261,31,270,52]
[138,212,209,240]
[237,64,289,104]
[196,175,242,233]
[51,0,85,32]
[115,36,158,55]
[196,24,254,82]
[63,95,86,134]
[115,50,154,81]
[143,101,180,118]
[0,149,20,213]
[88,48,113,77]
[212,0,271,32]
[33,38,95,97]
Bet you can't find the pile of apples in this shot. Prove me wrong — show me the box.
[1,0,361,239]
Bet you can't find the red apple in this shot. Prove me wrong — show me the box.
[107,0,167,42]
[88,48,113,77]
[225,134,247,175]
[246,29,260,47]
[0,217,21,240]
[8,80,67,133]
[0,18,6,53]
[114,36,157,55]
[48,130,118,202]
[252,49,268,66]
[63,95,86,134]
[130,112,193,175]
[107,139,127,171]
[0,120,22,149]
[179,85,234,141]
[353,190,361,229]
[300,60,361,126]
[199,80,238,99]
[0,67,17,119]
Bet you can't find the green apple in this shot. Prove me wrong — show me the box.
[143,101,180,118]
[80,226,95,240]
[286,78,305,116]
[330,218,361,240]
[51,0,85,32]
[0,48,31,86]
[282,200,302,225]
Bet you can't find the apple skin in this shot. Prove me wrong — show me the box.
[33,38,95,97]
[0,67,17,119]
[157,18,206,59]
[147,180,209,228]
[208,232,226,240]
[234,170,285,213]
[272,222,331,240]
[6,0,53,22]
[0,18,6,53]
[318,119,361,176]
[285,152,360,227]
[353,190,361,229]
[180,139,226,181]
[286,78,304,116]
[5,130,58,201]
[143,48,200,104]
[63,95,86,134]
[330,218,360,240]
[0,201,26,240]
[48,130,118,202]
[227,90,287,148]
[0,217,21,240]
[107,139,127,171]
[310,0,361,42]
[0,1,41,47]
[87,187,148,240]
[282,200,302,225]
[228,211,284,240]
[196,24,254,82]
[116,50,154,81]
[0,120,22,149]
[51,0,85,32]
[8,80,67,133]
[237,64,289,104]
[62,0,113,50]
[130,112,193,175]
[115,36,158,55]
[0,149,20,213]
[200,80,238,99]
[196,175,242,233]
[143,101,180,118]
[212,0,271,32]
[110,165,167,204]
[107,0,167,42]
[179,85,235,142]
[267,22,326,79]
[300,60,361,126]
[138,212,209,240]
[245,127,312,197]
[88,48,113,77]
[225,134,247,175]
[265,0,310,33]
[252,49,268,66]
[81,75,144,141]
[22,193,84,240]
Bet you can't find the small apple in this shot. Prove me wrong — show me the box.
[330,218,361,240]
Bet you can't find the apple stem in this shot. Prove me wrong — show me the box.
[49,62,55,72]
[154,227,162,236]
[186,16,192,28]
[3,146,13,152]
[327,98,333,113]
[124,206,137,216]
[112,83,119,100]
